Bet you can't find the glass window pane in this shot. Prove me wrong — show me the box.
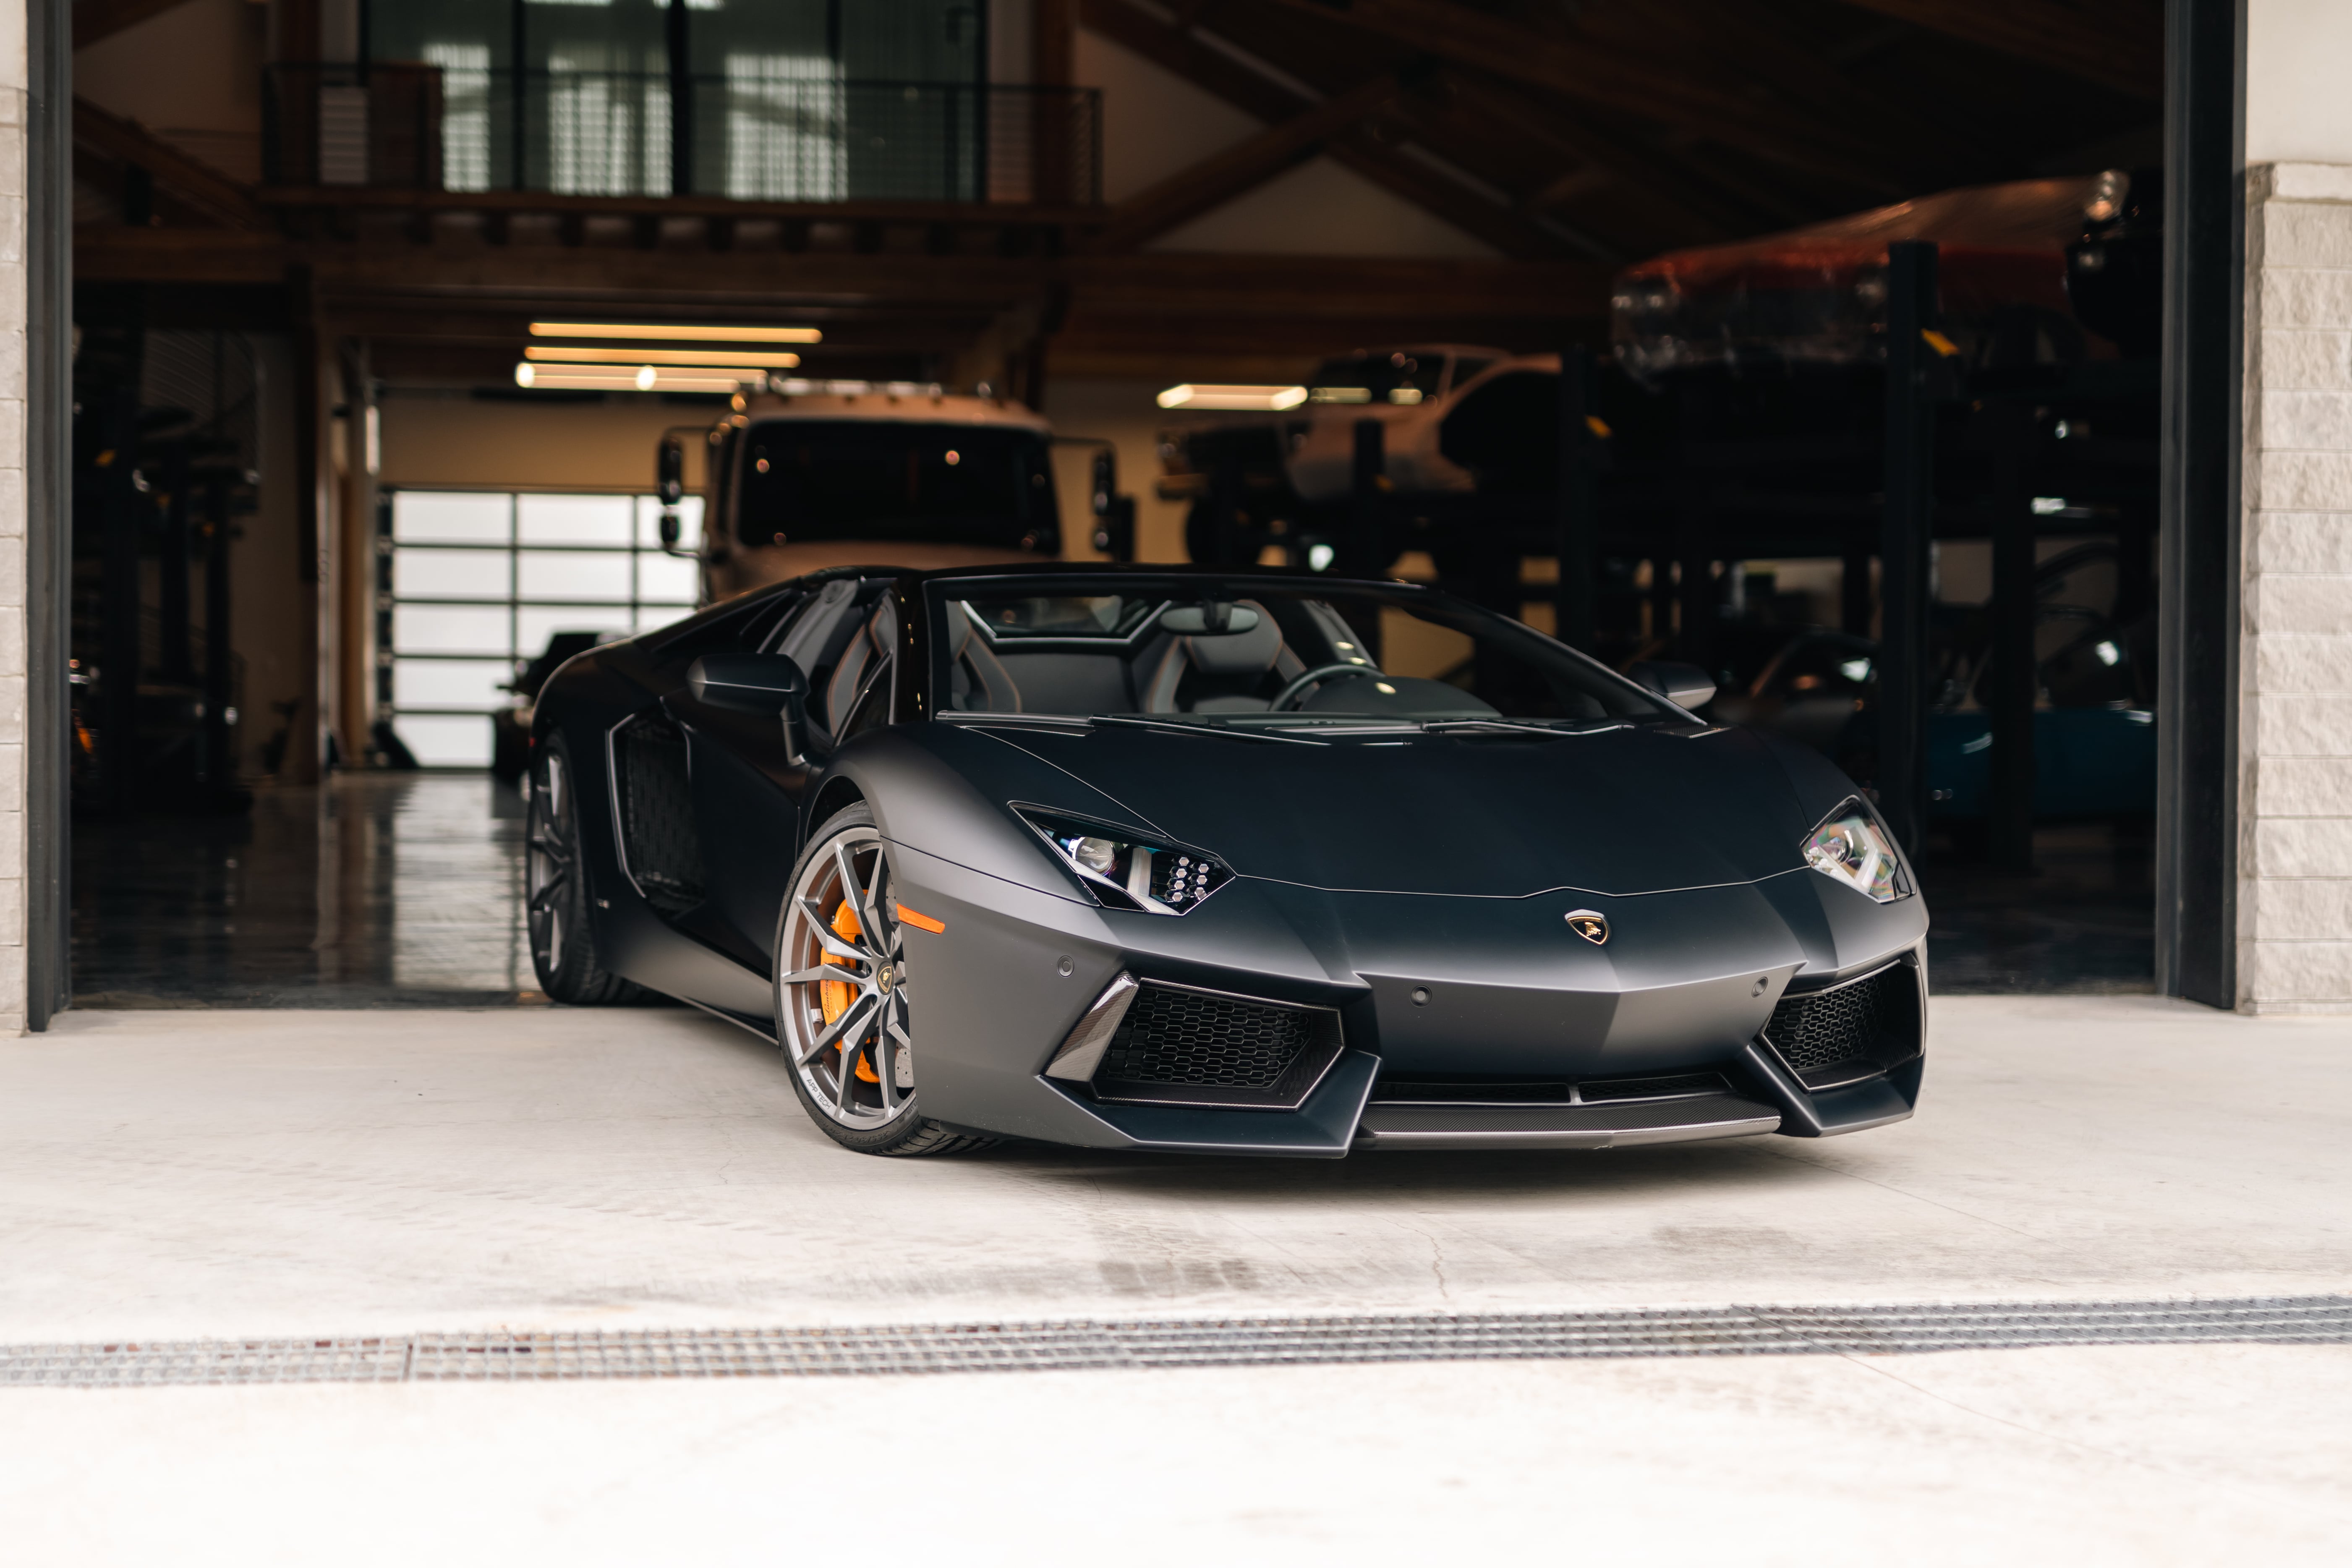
[518,549,633,601]
[393,715,496,769]
[392,604,512,656]
[395,547,512,600]
[518,606,634,655]
[635,494,704,550]
[519,493,634,546]
[633,604,697,636]
[638,550,700,605]
[393,491,511,544]
[392,659,515,711]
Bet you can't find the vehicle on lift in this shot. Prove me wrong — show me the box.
[1281,345,1513,500]
[524,563,1930,1158]
[1712,543,2156,820]
[1611,172,2125,380]
[660,384,1064,605]
[1159,345,1605,569]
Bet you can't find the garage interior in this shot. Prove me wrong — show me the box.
[66,0,2175,1005]
[13,0,2352,1558]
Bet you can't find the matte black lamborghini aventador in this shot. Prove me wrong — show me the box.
[525,564,1929,1158]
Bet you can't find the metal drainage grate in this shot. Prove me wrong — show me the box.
[4,1296,2348,1388]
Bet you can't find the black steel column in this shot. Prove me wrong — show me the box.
[1987,401,2038,872]
[1554,345,1597,651]
[1649,554,1675,648]
[1878,240,1941,853]
[25,0,71,1025]
[1840,536,1874,636]
[159,444,194,684]
[2157,0,2245,1006]
[99,389,144,815]
[201,479,235,794]
[1348,418,1386,579]
[1674,511,1712,675]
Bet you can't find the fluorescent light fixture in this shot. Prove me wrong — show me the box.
[1155,384,1309,411]
[514,363,747,393]
[526,346,802,368]
[529,321,823,344]
[1309,386,1372,404]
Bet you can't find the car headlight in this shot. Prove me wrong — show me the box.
[1802,799,1909,904]
[1016,807,1232,916]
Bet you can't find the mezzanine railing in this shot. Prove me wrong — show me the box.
[262,64,1102,208]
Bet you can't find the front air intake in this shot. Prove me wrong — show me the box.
[1761,960,1922,1087]
[1052,978,1345,1111]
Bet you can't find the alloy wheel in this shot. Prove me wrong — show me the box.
[775,826,914,1128]
[525,752,570,975]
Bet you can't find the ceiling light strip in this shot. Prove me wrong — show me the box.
[528,321,823,344]
[525,346,802,368]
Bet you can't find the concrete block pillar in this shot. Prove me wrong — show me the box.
[2240,163,2352,1010]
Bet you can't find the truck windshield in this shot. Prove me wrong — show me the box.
[735,421,1056,551]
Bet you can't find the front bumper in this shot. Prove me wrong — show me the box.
[889,841,1928,1156]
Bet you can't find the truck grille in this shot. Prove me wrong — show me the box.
[1764,962,1920,1080]
[1090,985,1344,1109]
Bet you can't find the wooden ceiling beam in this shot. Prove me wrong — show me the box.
[1078,0,1578,259]
[1645,0,1982,183]
[73,0,201,50]
[1258,0,1909,194]
[1092,73,1404,253]
[1325,131,1596,261]
[1827,0,2162,100]
[74,227,1607,319]
[73,96,266,230]
[1442,72,1795,238]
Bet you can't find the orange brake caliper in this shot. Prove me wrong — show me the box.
[818,898,880,1083]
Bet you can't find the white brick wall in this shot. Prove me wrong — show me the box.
[2240,163,2352,1011]
[0,4,23,1033]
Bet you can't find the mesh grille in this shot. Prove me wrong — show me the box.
[1579,1072,1729,1103]
[1767,964,1914,1074]
[1097,987,1320,1088]
[616,716,704,917]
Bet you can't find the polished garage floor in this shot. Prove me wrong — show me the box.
[69,773,2154,1006]
[2,997,2348,1562]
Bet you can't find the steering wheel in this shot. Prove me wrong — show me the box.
[1270,662,1385,712]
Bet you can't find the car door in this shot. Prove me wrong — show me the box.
[666,575,891,968]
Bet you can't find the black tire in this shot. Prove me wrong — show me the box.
[527,734,650,1006]
[773,804,995,1157]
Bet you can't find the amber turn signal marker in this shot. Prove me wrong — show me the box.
[896,904,946,933]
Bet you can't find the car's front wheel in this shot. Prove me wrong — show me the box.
[773,805,993,1157]
[527,735,648,1006]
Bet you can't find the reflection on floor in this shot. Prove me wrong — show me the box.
[73,774,539,1008]
[71,774,2153,1006]
[1921,821,2155,993]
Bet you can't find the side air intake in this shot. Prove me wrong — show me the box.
[1045,977,1344,1111]
[609,712,705,918]
[1761,959,1922,1088]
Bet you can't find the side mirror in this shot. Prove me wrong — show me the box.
[1628,659,1717,710]
[655,436,690,558]
[687,653,810,764]
[1089,448,1115,516]
[656,436,685,507]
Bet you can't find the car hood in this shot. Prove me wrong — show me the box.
[969,722,1814,898]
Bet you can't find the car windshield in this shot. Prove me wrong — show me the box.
[929,578,1677,728]
[735,421,1056,550]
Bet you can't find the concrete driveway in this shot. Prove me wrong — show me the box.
[2,996,2348,1564]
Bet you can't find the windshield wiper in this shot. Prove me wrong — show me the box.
[1089,714,1328,746]
[1421,719,1627,738]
